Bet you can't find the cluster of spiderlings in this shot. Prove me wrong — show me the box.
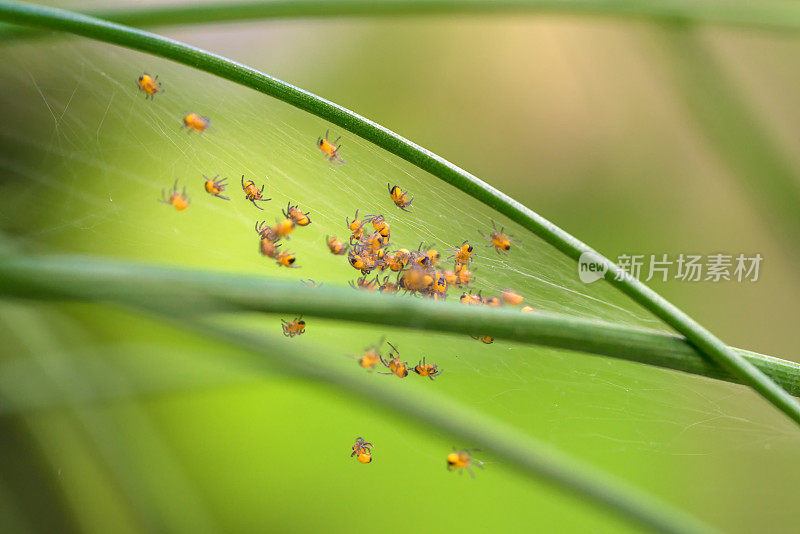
[351,338,441,381]
[337,209,476,300]
[255,200,313,269]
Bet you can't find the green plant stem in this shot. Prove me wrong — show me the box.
[1,253,798,397]
[8,0,800,42]
[0,0,798,427]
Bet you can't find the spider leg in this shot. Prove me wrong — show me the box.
[251,200,264,210]
[217,195,230,201]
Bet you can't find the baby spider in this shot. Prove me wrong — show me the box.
[447,448,484,478]
[442,268,458,286]
[283,203,311,226]
[281,316,306,337]
[365,214,391,239]
[377,275,399,294]
[460,291,483,306]
[182,112,210,133]
[455,263,473,287]
[255,220,275,240]
[301,279,323,288]
[318,129,345,165]
[259,237,281,259]
[241,175,271,209]
[276,250,299,268]
[203,174,229,200]
[482,296,502,307]
[470,335,494,344]
[137,72,161,99]
[349,275,378,291]
[388,183,413,212]
[380,252,404,272]
[346,209,365,243]
[479,219,517,254]
[379,341,409,378]
[326,235,347,255]
[351,437,373,463]
[413,356,441,381]
[160,179,189,211]
[271,218,296,240]
[501,290,524,306]
[351,337,385,370]
[348,249,375,274]
[447,241,475,265]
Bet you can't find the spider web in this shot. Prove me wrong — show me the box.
[1,27,799,534]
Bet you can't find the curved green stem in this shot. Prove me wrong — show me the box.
[1,253,798,397]
[0,0,798,426]
[7,0,800,42]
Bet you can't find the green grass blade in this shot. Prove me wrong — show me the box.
[9,0,800,41]
[1,0,798,427]
[1,253,798,397]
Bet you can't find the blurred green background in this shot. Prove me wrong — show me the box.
[1,2,800,533]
